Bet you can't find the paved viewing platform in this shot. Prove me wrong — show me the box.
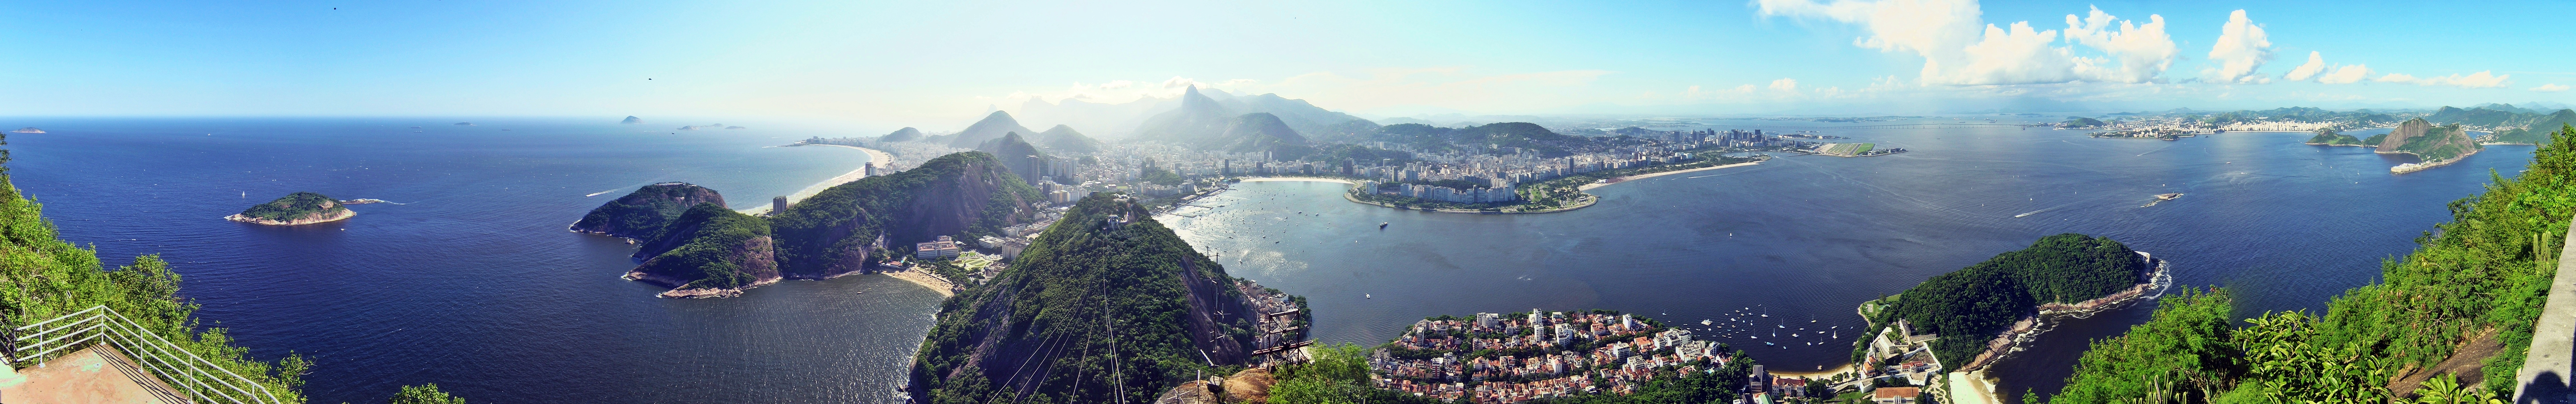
[2519,227,2576,404]
[0,345,190,404]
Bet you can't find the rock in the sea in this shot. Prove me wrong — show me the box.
[620,116,642,124]
[571,182,726,240]
[227,192,354,225]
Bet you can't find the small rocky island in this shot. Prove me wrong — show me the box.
[227,192,355,225]
[620,116,643,124]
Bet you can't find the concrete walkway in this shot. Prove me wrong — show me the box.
[2516,228,2576,404]
[0,345,191,404]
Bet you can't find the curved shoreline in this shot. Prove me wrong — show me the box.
[1305,160,1760,215]
[742,144,890,215]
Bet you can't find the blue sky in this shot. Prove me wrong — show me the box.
[3,0,2571,126]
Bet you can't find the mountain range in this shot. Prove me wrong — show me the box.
[1014,86,1379,142]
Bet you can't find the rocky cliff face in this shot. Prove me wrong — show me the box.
[571,183,726,240]
[770,152,1041,279]
[226,192,355,226]
[624,203,779,298]
[907,194,1297,404]
[2377,118,2483,162]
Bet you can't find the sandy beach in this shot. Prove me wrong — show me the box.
[740,144,891,215]
[1579,161,1761,191]
[882,270,958,297]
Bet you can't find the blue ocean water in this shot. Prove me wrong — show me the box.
[1158,120,2531,401]
[3,118,939,404]
[0,117,2528,404]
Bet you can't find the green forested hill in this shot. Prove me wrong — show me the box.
[2050,125,2576,404]
[570,182,725,240]
[769,152,1041,278]
[627,203,776,292]
[1876,234,2150,365]
[910,193,1286,404]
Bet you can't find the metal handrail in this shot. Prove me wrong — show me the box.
[8,305,284,404]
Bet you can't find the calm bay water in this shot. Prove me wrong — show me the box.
[4,118,939,404]
[1160,120,2530,402]
[0,117,2526,403]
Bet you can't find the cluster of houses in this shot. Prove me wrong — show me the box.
[1861,319,1946,387]
[1370,310,1784,403]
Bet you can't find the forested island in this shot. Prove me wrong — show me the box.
[2046,125,2576,404]
[227,191,355,225]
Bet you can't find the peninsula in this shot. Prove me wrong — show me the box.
[1853,234,2164,378]
[226,191,355,225]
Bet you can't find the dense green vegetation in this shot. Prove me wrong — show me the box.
[237,191,347,221]
[0,136,312,402]
[2306,129,2364,146]
[388,383,467,404]
[771,151,1041,276]
[2049,124,2576,403]
[2063,117,2106,128]
[1872,234,2150,365]
[570,183,722,239]
[911,193,1292,404]
[633,203,773,290]
[1267,344,1446,404]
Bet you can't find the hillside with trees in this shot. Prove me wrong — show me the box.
[623,203,778,297]
[569,182,726,240]
[1873,234,2151,365]
[770,151,1044,279]
[908,193,1303,404]
[2048,124,2576,403]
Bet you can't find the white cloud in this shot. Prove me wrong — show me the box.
[2283,51,2326,81]
[2421,71,2511,88]
[2536,83,2573,92]
[1770,78,1801,92]
[2202,10,2273,84]
[2063,7,2175,83]
[2371,71,2511,88]
[2317,64,2371,84]
[1758,0,2176,85]
[1734,84,1759,93]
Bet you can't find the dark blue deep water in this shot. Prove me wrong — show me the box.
[3,118,940,404]
[0,117,2528,403]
